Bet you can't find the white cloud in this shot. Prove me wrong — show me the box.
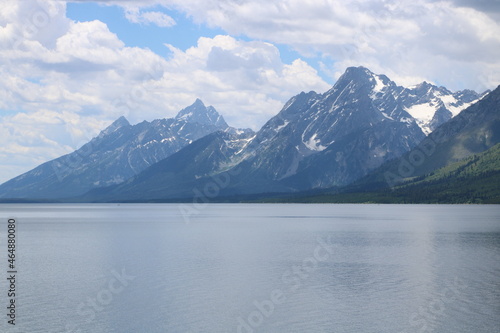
[0,109,108,183]
[108,0,499,92]
[0,0,331,183]
[124,7,176,27]
[153,35,329,127]
[1,0,499,183]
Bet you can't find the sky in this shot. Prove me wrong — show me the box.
[0,0,499,184]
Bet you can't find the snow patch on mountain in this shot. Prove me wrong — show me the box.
[401,84,482,135]
[439,94,473,117]
[304,133,327,152]
[177,112,193,120]
[380,111,394,120]
[373,75,385,92]
[276,121,289,131]
[404,103,437,135]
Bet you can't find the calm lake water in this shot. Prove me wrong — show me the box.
[0,204,499,333]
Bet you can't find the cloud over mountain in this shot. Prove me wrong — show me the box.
[107,0,500,91]
[0,0,329,183]
[0,0,498,184]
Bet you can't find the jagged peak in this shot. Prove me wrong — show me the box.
[114,115,130,126]
[338,66,375,83]
[345,66,373,75]
[193,98,205,107]
[456,88,479,95]
[337,66,394,86]
[175,99,228,129]
[342,66,391,83]
[100,116,130,136]
[412,81,452,94]
[324,66,395,100]
[453,89,482,103]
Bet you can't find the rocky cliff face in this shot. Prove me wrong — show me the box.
[227,66,426,191]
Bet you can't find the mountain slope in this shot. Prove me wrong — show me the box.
[397,142,500,202]
[223,66,427,192]
[84,129,255,201]
[270,86,500,203]
[229,67,483,193]
[279,142,500,204]
[0,100,230,199]
[355,84,500,189]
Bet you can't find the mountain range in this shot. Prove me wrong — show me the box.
[0,99,248,199]
[0,66,495,202]
[269,84,500,204]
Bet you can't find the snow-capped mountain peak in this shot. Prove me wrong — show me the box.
[400,82,483,135]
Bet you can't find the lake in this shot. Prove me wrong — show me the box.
[0,204,499,332]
